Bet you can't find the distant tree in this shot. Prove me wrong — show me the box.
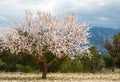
[80,46,103,73]
[116,57,120,68]
[89,46,104,73]
[0,50,18,71]
[102,53,112,68]
[0,11,91,79]
[59,58,83,73]
[105,32,120,72]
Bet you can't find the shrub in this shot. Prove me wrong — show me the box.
[59,58,83,73]
[16,64,33,73]
[23,66,33,73]
[0,59,7,71]
[59,58,72,73]
[71,59,83,72]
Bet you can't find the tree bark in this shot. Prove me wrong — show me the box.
[48,57,58,67]
[36,61,40,72]
[42,61,48,79]
[112,58,115,72]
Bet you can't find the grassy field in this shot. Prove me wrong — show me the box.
[0,72,120,82]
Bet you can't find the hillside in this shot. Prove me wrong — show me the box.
[89,27,119,52]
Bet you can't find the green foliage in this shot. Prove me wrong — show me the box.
[16,64,24,72]
[116,57,120,68]
[0,50,18,71]
[39,51,64,72]
[59,58,72,73]
[0,46,107,73]
[105,32,120,70]
[105,32,120,58]
[0,59,5,65]
[70,59,83,72]
[0,50,64,73]
[0,50,18,65]
[16,64,33,73]
[0,59,7,71]
[59,58,83,73]
[80,55,92,72]
[80,46,104,72]
[17,52,37,70]
[0,50,35,72]
[103,55,112,68]
[113,32,120,49]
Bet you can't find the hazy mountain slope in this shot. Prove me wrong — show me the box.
[89,27,119,52]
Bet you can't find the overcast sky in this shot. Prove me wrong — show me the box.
[0,0,120,28]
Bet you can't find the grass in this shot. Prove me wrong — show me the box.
[0,72,120,82]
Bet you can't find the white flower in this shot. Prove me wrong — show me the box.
[0,11,91,58]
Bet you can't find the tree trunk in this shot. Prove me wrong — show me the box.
[112,58,115,72]
[36,61,41,72]
[42,62,48,79]
[41,57,59,79]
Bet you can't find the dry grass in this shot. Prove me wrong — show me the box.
[0,72,120,82]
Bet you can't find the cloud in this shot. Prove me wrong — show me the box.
[0,16,8,21]
[0,15,9,26]
[0,0,120,28]
[1,0,117,15]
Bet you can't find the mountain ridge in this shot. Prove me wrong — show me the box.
[89,27,120,52]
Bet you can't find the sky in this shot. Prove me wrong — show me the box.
[0,0,120,28]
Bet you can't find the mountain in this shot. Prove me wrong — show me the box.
[89,27,119,52]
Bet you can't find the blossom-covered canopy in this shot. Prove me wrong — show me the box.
[0,11,91,58]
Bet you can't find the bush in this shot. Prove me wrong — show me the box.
[71,59,83,72]
[0,59,5,66]
[23,66,33,73]
[0,50,19,72]
[16,64,24,72]
[103,56,112,69]
[17,52,37,70]
[59,58,72,73]
[59,58,83,73]
[80,47,104,73]
[0,59,7,71]
[16,64,33,73]
[0,50,36,72]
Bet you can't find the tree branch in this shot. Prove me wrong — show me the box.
[31,54,44,63]
[47,56,59,67]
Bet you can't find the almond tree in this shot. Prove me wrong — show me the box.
[0,11,91,79]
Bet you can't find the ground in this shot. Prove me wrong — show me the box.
[0,72,120,82]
